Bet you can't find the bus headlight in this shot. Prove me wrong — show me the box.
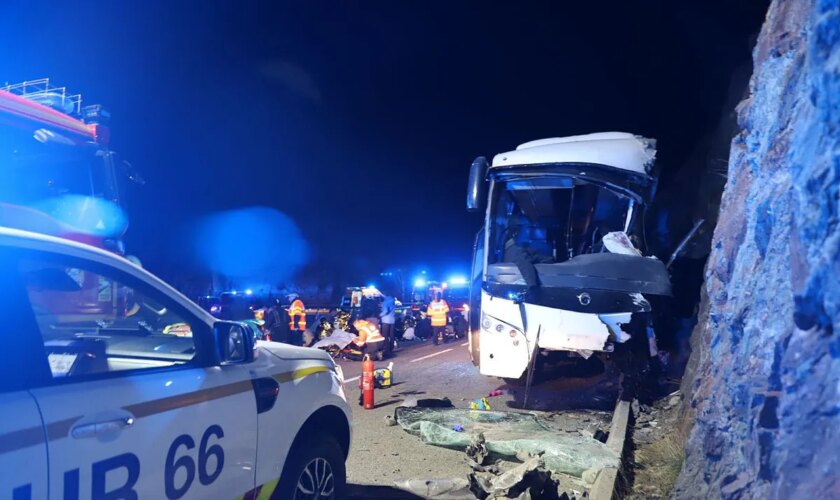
[480,312,524,339]
[481,312,492,331]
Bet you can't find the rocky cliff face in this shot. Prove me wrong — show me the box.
[677,0,840,497]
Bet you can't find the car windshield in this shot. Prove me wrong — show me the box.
[20,260,197,375]
[488,177,632,264]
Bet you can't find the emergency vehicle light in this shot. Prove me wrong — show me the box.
[82,104,110,124]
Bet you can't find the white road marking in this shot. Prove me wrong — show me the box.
[461,342,469,347]
[343,375,360,384]
[411,348,453,363]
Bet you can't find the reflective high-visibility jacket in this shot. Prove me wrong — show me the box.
[288,299,307,331]
[426,300,450,327]
[352,319,385,347]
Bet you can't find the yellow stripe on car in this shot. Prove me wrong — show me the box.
[256,478,279,500]
[272,365,330,384]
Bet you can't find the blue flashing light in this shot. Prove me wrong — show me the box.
[245,289,253,295]
[194,207,309,284]
[30,195,129,238]
[367,283,376,289]
[449,276,468,286]
[231,290,238,295]
[414,278,427,288]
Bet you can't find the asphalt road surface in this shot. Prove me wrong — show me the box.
[338,338,619,498]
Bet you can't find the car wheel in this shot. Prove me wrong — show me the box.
[277,435,346,500]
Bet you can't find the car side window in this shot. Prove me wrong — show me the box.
[19,255,199,379]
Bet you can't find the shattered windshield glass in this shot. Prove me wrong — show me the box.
[395,407,619,477]
[488,178,632,265]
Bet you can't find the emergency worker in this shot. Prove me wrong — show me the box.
[426,292,449,345]
[379,294,396,354]
[264,299,289,343]
[287,294,307,346]
[352,318,385,358]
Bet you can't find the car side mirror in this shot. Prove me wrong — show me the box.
[214,321,256,364]
[467,156,489,212]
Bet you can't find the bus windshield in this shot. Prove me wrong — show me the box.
[488,177,633,265]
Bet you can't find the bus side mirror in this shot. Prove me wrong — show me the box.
[467,156,489,212]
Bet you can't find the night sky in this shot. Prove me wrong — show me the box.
[1,1,768,290]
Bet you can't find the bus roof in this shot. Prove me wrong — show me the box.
[491,132,656,175]
[0,89,94,140]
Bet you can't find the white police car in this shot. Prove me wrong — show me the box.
[0,227,351,499]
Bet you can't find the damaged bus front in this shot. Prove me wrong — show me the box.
[465,132,671,382]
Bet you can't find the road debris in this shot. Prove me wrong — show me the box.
[393,478,474,499]
[467,456,500,474]
[633,390,682,446]
[581,467,599,485]
[470,397,492,410]
[399,397,454,409]
[395,407,619,478]
[466,433,490,465]
[468,454,589,500]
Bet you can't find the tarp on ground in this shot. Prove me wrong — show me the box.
[394,407,619,478]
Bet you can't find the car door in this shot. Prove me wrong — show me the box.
[0,250,50,500]
[0,393,48,500]
[17,249,258,499]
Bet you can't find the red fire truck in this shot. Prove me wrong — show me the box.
[0,79,139,318]
[0,78,135,253]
